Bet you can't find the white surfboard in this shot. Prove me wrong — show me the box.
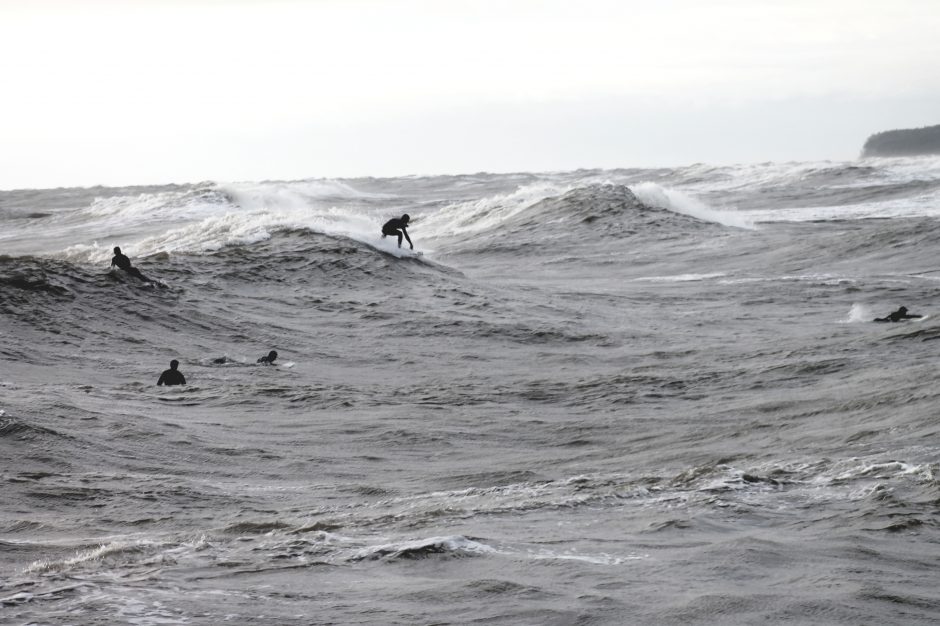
[371,237,424,259]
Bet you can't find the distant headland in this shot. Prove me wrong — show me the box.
[861,124,940,157]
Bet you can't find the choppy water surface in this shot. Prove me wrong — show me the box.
[3,158,940,624]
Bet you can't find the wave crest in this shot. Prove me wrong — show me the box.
[631,182,755,229]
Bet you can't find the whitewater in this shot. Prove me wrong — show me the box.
[2,157,940,624]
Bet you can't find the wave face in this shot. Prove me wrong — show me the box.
[4,158,940,625]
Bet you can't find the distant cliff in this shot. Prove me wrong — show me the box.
[862,124,940,157]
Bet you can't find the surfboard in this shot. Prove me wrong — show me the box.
[371,237,424,259]
[873,314,929,323]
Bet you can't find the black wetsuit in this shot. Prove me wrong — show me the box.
[258,355,277,365]
[874,309,923,322]
[381,218,412,248]
[157,369,186,386]
[111,253,148,281]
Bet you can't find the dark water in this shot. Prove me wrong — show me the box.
[2,158,940,624]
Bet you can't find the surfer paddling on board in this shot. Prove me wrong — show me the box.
[157,359,186,386]
[110,246,150,282]
[873,306,923,322]
[381,214,413,249]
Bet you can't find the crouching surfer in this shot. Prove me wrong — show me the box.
[874,306,923,322]
[381,214,413,249]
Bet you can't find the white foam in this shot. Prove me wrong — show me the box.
[84,193,164,220]
[741,195,940,223]
[717,274,855,287]
[527,550,647,566]
[843,303,872,324]
[630,181,756,229]
[634,273,727,283]
[24,539,153,574]
[222,179,392,208]
[672,159,938,194]
[58,201,428,262]
[416,182,566,237]
[860,155,940,186]
[669,158,940,223]
[830,460,933,483]
[43,178,405,262]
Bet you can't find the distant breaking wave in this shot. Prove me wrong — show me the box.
[3,159,940,265]
[42,181,744,262]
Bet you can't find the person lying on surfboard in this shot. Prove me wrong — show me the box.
[381,214,413,250]
[873,306,923,322]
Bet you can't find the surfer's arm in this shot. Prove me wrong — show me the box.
[179,374,186,384]
[157,373,166,386]
[402,227,413,249]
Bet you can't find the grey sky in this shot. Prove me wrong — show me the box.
[1,0,939,189]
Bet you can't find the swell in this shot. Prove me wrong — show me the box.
[0,413,73,442]
[786,217,940,270]
[0,231,450,344]
[738,178,940,216]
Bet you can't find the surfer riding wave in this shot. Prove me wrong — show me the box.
[381,214,413,250]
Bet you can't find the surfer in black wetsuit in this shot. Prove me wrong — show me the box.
[258,350,278,365]
[873,306,923,322]
[110,246,149,281]
[157,359,186,386]
[381,214,413,249]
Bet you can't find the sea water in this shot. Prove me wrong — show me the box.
[2,158,940,624]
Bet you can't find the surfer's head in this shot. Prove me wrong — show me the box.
[113,246,121,254]
[267,350,278,361]
[899,306,908,314]
[401,214,410,224]
[170,359,179,370]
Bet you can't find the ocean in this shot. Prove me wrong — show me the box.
[2,158,940,624]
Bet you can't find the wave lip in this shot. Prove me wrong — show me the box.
[351,535,497,561]
[415,181,567,238]
[631,182,756,229]
[23,539,159,575]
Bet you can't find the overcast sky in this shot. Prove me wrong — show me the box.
[1,0,939,189]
